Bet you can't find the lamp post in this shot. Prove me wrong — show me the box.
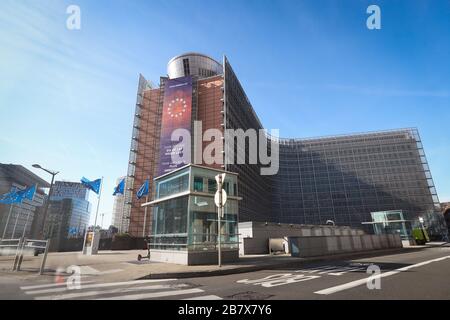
[32,164,59,239]
[99,211,111,230]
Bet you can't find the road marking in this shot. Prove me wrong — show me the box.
[97,269,123,275]
[328,266,365,276]
[96,288,204,300]
[25,279,177,295]
[316,266,344,274]
[34,284,189,300]
[20,280,95,290]
[294,265,365,276]
[183,295,223,300]
[295,266,334,273]
[315,255,450,295]
[237,273,320,287]
[79,266,100,275]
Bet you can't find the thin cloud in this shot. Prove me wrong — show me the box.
[327,84,450,98]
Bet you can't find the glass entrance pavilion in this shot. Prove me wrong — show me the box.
[143,164,240,265]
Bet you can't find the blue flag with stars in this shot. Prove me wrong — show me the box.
[0,185,35,204]
[136,180,149,200]
[19,185,36,202]
[0,187,20,204]
[81,177,102,194]
[113,178,125,196]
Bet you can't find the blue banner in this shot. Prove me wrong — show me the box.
[0,185,35,204]
[136,180,149,200]
[81,177,102,194]
[113,178,125,196]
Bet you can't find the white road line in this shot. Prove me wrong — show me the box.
[328,267,365,276]
[315,266,342,274]
[34,284,189,300]
[25,279,177,295]
[295,266,334,273]
[20,281,95,290]
[96,288,204,300]
[183,295,223,300]
[97,269,123,275]
[315,255,450,295]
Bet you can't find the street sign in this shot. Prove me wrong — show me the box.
[215,172,227,268]
[215,173,226,185]
[215,189,227,208]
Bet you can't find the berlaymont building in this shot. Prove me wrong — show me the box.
[116,52,446,263]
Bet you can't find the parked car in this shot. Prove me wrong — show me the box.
[30,242,45,256]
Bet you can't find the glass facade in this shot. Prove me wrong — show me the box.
[369,210,410,239]
[271,129,445,235]
[48,198,91,239]
[224,57,273,223]
[48,181,91,242]
[150,165,239,251]
[223,57,444,236]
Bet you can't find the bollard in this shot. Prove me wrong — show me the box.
[12,237,24,271]
[16,238,27,271]
[39,239,50,275]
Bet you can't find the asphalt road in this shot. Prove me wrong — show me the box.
[1,245,450,300]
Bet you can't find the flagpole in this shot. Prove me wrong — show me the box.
[121,178,127,234]
[142,176,150,238]
[2,204,13,239]
[142,197,148,238]
[93,177,103,231]
[22,184,38,239]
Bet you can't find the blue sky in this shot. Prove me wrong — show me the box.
[1,0,449,227]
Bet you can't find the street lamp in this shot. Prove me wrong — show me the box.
[32,164,59,239]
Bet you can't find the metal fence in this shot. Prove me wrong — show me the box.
[0,238,50,275]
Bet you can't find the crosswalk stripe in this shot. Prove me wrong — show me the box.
[34,284,190,300]
[96,288,204,300]
[97,269,123,275]
[25,279,177,295]
[183,295,222,300]
[20,280,94,291]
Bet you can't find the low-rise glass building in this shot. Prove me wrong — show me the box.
[145,164,240,265]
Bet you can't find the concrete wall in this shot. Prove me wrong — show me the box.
[150,249,239,265]
[289,234,402,258]
[239,222,365,255]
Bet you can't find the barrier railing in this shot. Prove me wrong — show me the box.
[2,238,51,275]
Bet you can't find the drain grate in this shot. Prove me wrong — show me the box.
[226,291,273,300]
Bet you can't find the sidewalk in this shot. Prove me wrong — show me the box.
[0,245,433,282]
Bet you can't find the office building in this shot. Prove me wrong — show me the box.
[0,164,49,239]
[122,52,446,241]
[46,181,91,249]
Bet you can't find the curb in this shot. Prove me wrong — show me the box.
[138,247,416,280]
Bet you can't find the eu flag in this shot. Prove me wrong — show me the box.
[136,180,149,200]
[81,177,102,194]
[113,178,125,196]
[0,187,20,204]
[0,185,35,204]
[18,185,36,202]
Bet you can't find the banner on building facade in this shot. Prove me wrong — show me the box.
[158,76,193,176]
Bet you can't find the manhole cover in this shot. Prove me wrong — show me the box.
[226,291,273,300]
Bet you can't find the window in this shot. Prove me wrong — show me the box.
[157,171,189,198]
[183,58,190,76]
[208,179,216,193]
[194,177,204,192]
